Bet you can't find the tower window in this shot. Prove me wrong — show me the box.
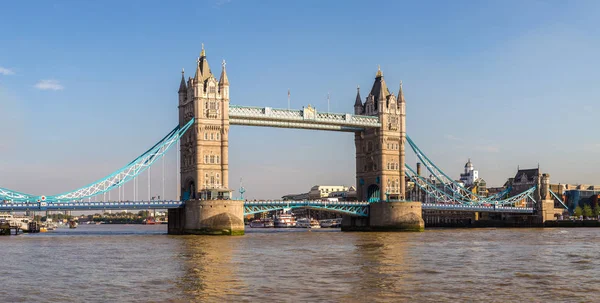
[204,133,208,140]
[216,156,220,164]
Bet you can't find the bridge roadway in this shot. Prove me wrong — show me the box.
[0,201,534,215]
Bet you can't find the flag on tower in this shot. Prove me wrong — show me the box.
[288,89,290,98]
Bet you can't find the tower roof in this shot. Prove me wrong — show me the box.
[369,65,391,108]
[219,59,229,86]
[195,44,212,83]
[354,85,362,107]
[178,68,187,93]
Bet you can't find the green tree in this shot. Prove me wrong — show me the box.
[583,204,593,218]
[593,205,600,218]
[574,205,583,217]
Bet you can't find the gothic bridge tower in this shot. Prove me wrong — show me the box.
[178,45,230,201]
[345,66,423,232]
[170,46,243,236]
[354,66,406,202]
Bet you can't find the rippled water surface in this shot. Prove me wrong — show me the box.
[2,225,600,302]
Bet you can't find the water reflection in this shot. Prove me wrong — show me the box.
[176,235,247,300]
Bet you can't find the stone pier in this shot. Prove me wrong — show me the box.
[342,201,425,232]
[168,200,244,235]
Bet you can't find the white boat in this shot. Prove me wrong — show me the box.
[296,218,321,229]
[263,218,274,228]
[0,213,35,232]
[274,214,296,228]
[319,219,333,228]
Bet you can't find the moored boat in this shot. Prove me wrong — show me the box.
[274,214,296,228]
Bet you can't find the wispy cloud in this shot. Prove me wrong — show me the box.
[0,67,14,75]
[35,79,64,91]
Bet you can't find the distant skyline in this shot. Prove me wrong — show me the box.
[1,0,600,200]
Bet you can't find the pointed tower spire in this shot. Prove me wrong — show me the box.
[194,56,202,81]
[198,44,211,81]
[354,85,362,107]
[179,68,187,93]
[368,65,390,112]
[398,80,405,103]
[219,59,229,86]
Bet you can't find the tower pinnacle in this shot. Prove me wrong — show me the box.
[179,68,187,93]
[219,59,229,86]
[398,80,405,103]
[201,43,205,57]
[376,65,383,77]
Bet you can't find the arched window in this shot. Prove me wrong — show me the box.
[216,173,220,184]
[210,155,215,164]
[204,133,208,140]
[204,155,208,164]
[210,133,214,140]
[216,133,220,140]
[216,156,220,164]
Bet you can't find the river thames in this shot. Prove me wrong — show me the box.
[1,225,599,302]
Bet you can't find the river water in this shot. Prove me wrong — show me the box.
[1,225,599,302]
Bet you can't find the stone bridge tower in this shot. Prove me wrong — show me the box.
[354,67,405,202]
[178,45,231,201]
[345,66,423,232]
[170,46,243,236]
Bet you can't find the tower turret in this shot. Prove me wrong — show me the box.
[219,59,230,99]
[178,68,187,103]
[354,85,363,114]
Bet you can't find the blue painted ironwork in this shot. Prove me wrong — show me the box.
[422,203,534,213]
[1,119,194,202]
[1,198,539,215]
[0,201,184,212]
[229,105,380,132]
[406,164,537,207]
[243,201,370,217]
[0,187,36,203]
[549,189,568,209]
[406,136,531,203]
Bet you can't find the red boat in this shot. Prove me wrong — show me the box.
[143,217,157,225]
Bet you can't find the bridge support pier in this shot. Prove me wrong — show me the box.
[342,201,424,232]
[168,200,245,235]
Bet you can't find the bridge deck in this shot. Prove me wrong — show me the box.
[0,201,534,214]
[229,105,381,132]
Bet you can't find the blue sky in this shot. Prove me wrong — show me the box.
[1,0,599,200]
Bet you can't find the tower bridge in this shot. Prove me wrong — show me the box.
[0,46,561,234]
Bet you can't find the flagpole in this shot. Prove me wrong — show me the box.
[327,92,330,112]
[288,89,290,110]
